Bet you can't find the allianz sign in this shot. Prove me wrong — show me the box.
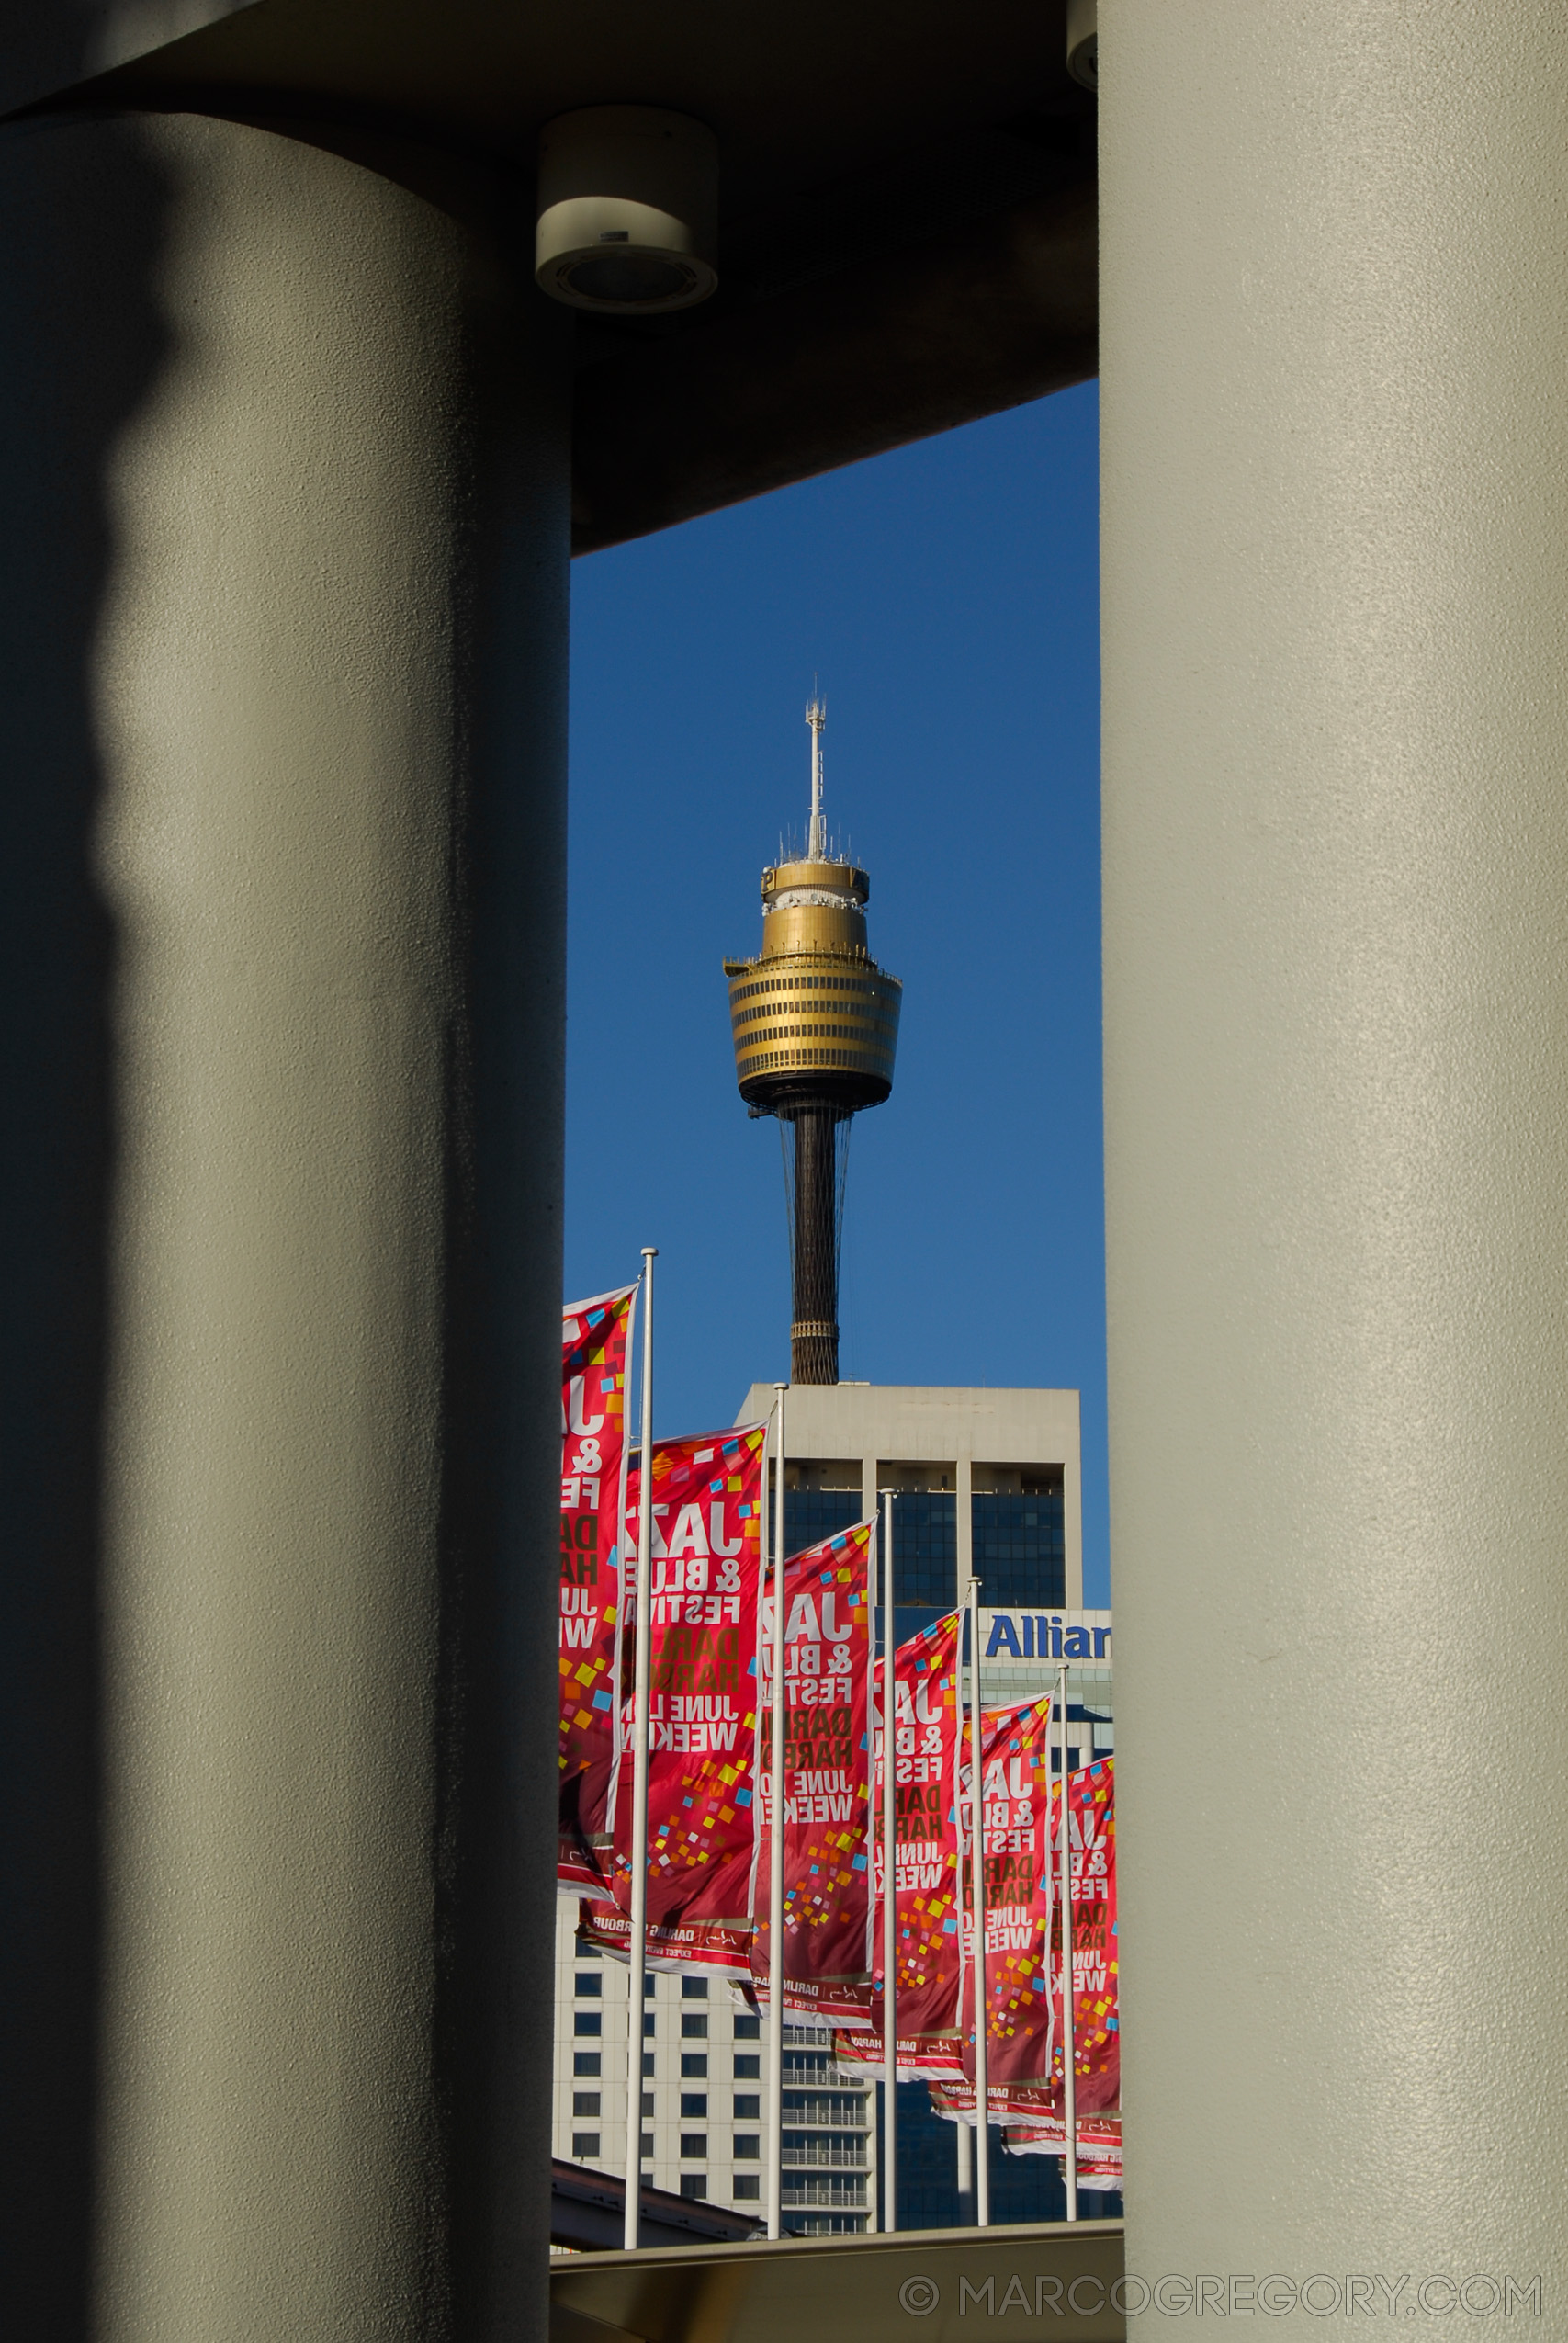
[980,1608,1112,1663]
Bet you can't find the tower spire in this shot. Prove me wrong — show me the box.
[723,705,903,1385]
[806,696,827,860]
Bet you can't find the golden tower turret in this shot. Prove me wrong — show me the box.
[724,702,902,1383]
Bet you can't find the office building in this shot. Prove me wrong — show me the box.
[741,1381,1082,1638]
[549,1904,877,2235]
[757,1376,1112,2228]
[548,1376,1111,2232]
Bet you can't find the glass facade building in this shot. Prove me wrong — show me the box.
[894,2083,1121,2226]
[890,1489,957,1610]
[886,1488,1068,1615]
[970,1488,1066,1607]
[784,1485,862,1559]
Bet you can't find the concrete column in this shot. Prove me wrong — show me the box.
[0,111,569,2340]
[1100,5,1568,2323]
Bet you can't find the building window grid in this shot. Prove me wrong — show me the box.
[892,1491,957,1610]
[784,1488,862,1559]
[970,1491,1066,1609]
[556,1850,1085,2233]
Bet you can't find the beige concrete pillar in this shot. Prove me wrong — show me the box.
[0,111,569,2339]
[1100,4,1568,2324]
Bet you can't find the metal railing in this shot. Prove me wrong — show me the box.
[782,2134,867,2168]
[781,2174,867,2206]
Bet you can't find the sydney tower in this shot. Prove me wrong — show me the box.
[724,704,902,1383]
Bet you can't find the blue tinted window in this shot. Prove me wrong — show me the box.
[891,2081,1120,2228]
[784,1488,861,1558]
[971,1493,1066,1607]
[890,1493,956,1611]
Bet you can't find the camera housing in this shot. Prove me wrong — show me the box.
[535,107,719,313]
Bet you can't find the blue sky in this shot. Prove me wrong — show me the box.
[564,380,1107,1602]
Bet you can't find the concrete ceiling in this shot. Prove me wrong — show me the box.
[15,0,1099,549]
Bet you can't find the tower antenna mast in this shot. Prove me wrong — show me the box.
[724,703,902,1386]
[807,696,827,860]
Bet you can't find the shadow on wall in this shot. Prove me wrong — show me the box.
[0,111,174,2337]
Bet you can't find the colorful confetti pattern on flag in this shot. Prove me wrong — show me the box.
[958,1727,1118,2114]
[557,1284,636,1896]
[751,1516,875,2022]
[854,1612,965,2067]
[1043,1756,1118,2112]
[606,1422,767,1973]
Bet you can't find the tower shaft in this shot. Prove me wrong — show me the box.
[725,703,901,1387]
[791,1105,840,1384]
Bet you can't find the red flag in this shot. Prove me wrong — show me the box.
[574,1898,754,1975]
[958,1694,1055,2087]
[929,2079,1122,2187]
[857,1613,965,2074]
[1045,1756,1119,2113]
[598,1423,767,1975]
[558,1284,636,1896]
[1001,2107,1122,2190]
[833,2021,965,2078]
[750,1517,876,2022]
[958,1731,1119,2114]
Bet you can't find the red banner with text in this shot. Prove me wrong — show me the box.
[558,1284,637,1896]
[1046,1756,1118,2112]
[1002,2107,1122,2191]
[750,1517,876,2022]
[958,1730,1118,2113]
[959,1694,1055,2086]
[598,1423,767,1974]
[834,2023,965,2079]
[859,1612,964,2074]
[928,2081,1122,2190]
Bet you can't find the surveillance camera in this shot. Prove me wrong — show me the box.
[1066,0,1097,92]
[536,107,719,314]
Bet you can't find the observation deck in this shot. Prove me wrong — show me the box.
[724,857,902,1115]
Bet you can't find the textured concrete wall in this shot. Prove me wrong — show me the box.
[0,111,569,2339]
[1100,3,1568,2326]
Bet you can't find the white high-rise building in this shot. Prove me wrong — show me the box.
[549,1904,876,2233]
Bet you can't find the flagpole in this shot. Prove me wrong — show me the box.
[880,1489,897,2232]
[951,1599,972,2223]
[765,1381,788,2241]
[623,1246,657,2252]
[966,1576,990,2227]
[1057,1661,1078,2221]
[863,2073,879,2235]
[861,1497,880,2238]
